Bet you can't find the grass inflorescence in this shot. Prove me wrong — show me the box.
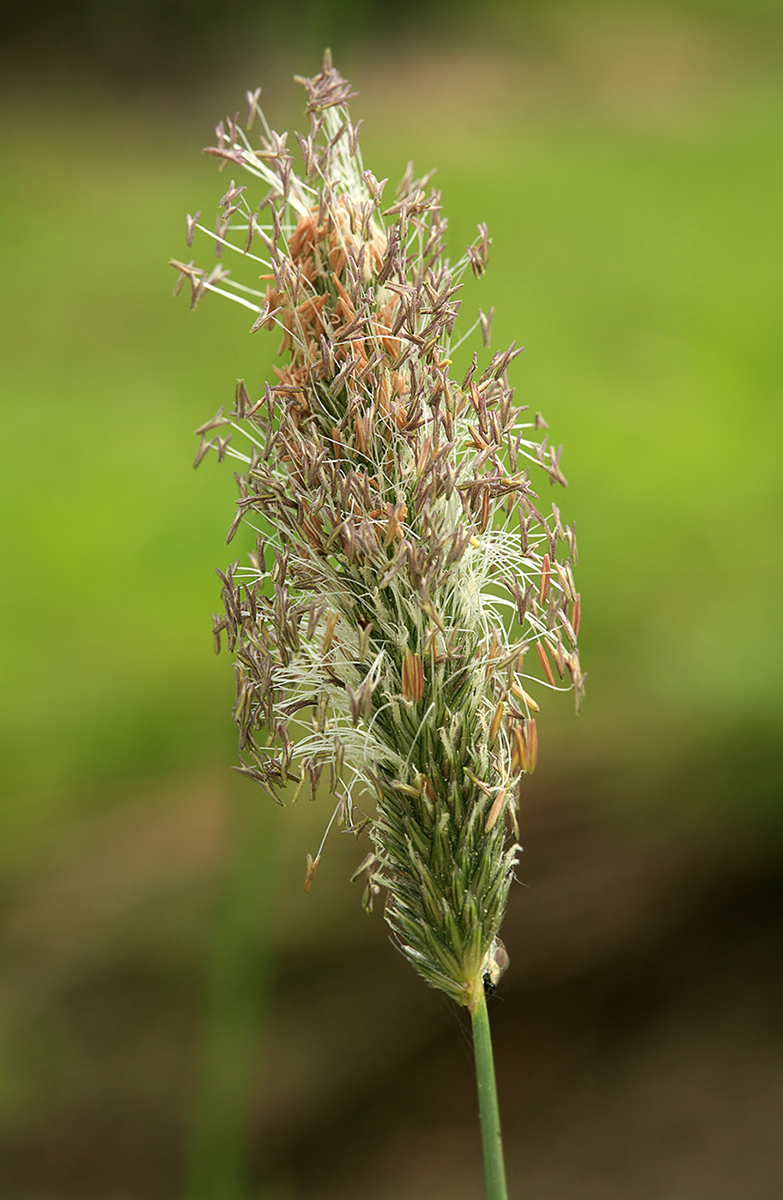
[172,52,583,1011]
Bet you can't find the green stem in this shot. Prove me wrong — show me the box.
[471,989,509,1200]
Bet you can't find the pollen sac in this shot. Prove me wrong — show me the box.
[401,650,425,704]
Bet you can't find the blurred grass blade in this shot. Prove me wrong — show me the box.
[184,785,280,1200]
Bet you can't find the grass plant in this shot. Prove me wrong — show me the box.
[173,53,583,1197]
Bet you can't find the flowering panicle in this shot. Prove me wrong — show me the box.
[173,53,583,1010]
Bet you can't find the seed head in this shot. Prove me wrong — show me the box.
[174,54,583,1009]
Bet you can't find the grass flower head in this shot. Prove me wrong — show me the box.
[172,52,584,1013]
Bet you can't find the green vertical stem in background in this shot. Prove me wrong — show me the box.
[471,989,509,1200]
[184,781,280,1200]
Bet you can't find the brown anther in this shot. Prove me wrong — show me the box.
[331,271,354,313]
[484,788,508,832]
[539,553,551,604]
[536,640,556,687]
[401,649,424,703]
[510,681,539,712]
[479,489,491,534]
[354,414,368,455]
[416,436,432,475]
[552,638,567,678]
[385,500,407,543]
[510,726,526,773]
[289,209,320,258]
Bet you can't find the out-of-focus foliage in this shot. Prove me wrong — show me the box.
[2,0,781,850]
[4,0,783,91]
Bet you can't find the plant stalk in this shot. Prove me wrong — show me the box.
[471,989,509,1200]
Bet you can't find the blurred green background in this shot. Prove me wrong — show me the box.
[1,1,782,1197]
